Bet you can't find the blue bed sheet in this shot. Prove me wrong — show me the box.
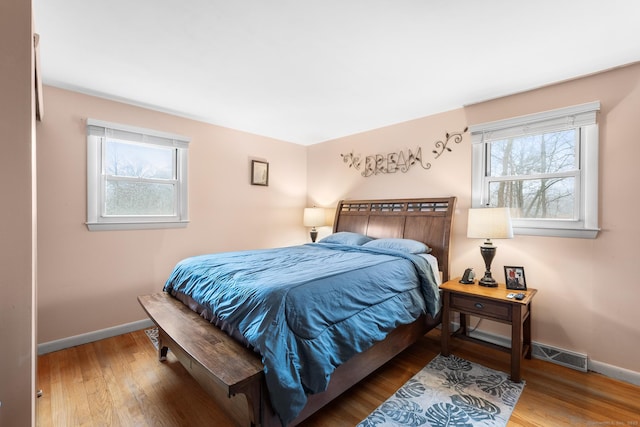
[163,243,440,425]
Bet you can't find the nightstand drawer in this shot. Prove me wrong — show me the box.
[450,294,511,321]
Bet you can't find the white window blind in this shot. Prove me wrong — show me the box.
[470,102,599,145]
[87,119,189,149]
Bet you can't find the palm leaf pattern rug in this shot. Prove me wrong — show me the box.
[358,354,525,427]
[145,327,160,349]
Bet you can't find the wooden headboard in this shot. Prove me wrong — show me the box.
[333,197,456,282]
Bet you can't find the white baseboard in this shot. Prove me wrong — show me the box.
[457,324,640,387]
[38,318,154,355]
[589,360,640,387]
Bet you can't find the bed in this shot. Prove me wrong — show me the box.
[138,196,456,426]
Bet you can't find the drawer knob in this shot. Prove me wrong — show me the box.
[474,302,484,309]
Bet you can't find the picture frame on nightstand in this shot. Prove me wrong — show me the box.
[504,266,527,290]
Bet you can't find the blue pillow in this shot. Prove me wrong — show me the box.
[363,238,431,254]
[317,232,373,246]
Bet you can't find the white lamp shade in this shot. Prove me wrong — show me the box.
[467,207,514,239]
[303,207,326,227]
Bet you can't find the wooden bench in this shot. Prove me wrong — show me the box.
[138,292,440,426]
[138,293,270,426]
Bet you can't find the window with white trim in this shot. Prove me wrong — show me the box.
[470,102,600,238]
[86,119,189,231]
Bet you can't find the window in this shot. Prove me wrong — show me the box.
[86,119,189,231]
[470,102,600,238]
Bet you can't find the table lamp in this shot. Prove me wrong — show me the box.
[303,207,326,242]
[467,207,513,287]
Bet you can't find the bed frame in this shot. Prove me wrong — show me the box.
[138,196,456,426]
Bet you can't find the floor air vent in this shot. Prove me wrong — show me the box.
[532,343,588,372]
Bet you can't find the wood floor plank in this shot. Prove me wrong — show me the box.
[93,337,145,426]
[37,328,640,427]
[76,345,118,427]
[36,353,52,425]
[45,347,94,426]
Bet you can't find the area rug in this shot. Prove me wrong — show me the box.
[357,354,525,427]
[144,327,159,350]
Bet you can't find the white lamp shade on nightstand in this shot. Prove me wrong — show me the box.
[467,207,514,240]
[303,208,326,228]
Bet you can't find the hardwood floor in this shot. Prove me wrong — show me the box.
[37,328,640,426]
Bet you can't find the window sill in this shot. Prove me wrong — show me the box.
[86,220,189,231]
[514,226,599,239]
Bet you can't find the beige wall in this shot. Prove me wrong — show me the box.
[36,86,308,343]
[0,0,36,425]
[308,63,640,376]
[33,57,639,381]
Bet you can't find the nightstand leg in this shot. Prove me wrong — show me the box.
[511,304,523,382]
[524,303,532,359]
[441,291,450,356]
[459,313,468,336]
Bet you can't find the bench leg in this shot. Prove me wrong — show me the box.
[157,332,168,361]
[159,345,168,361]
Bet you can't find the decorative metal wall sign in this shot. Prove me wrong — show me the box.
[340,127,468,177]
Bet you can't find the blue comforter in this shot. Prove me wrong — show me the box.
[163,243,439,425]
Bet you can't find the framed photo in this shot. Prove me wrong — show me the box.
[251,160,269,186]
[504,266,527,290]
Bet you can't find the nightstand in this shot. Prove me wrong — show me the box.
[440,278,537,382]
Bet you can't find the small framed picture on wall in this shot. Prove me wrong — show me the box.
[504,266,527,290]
[251,160,269,186]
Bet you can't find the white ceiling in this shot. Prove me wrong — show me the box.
[33,0,640,145]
